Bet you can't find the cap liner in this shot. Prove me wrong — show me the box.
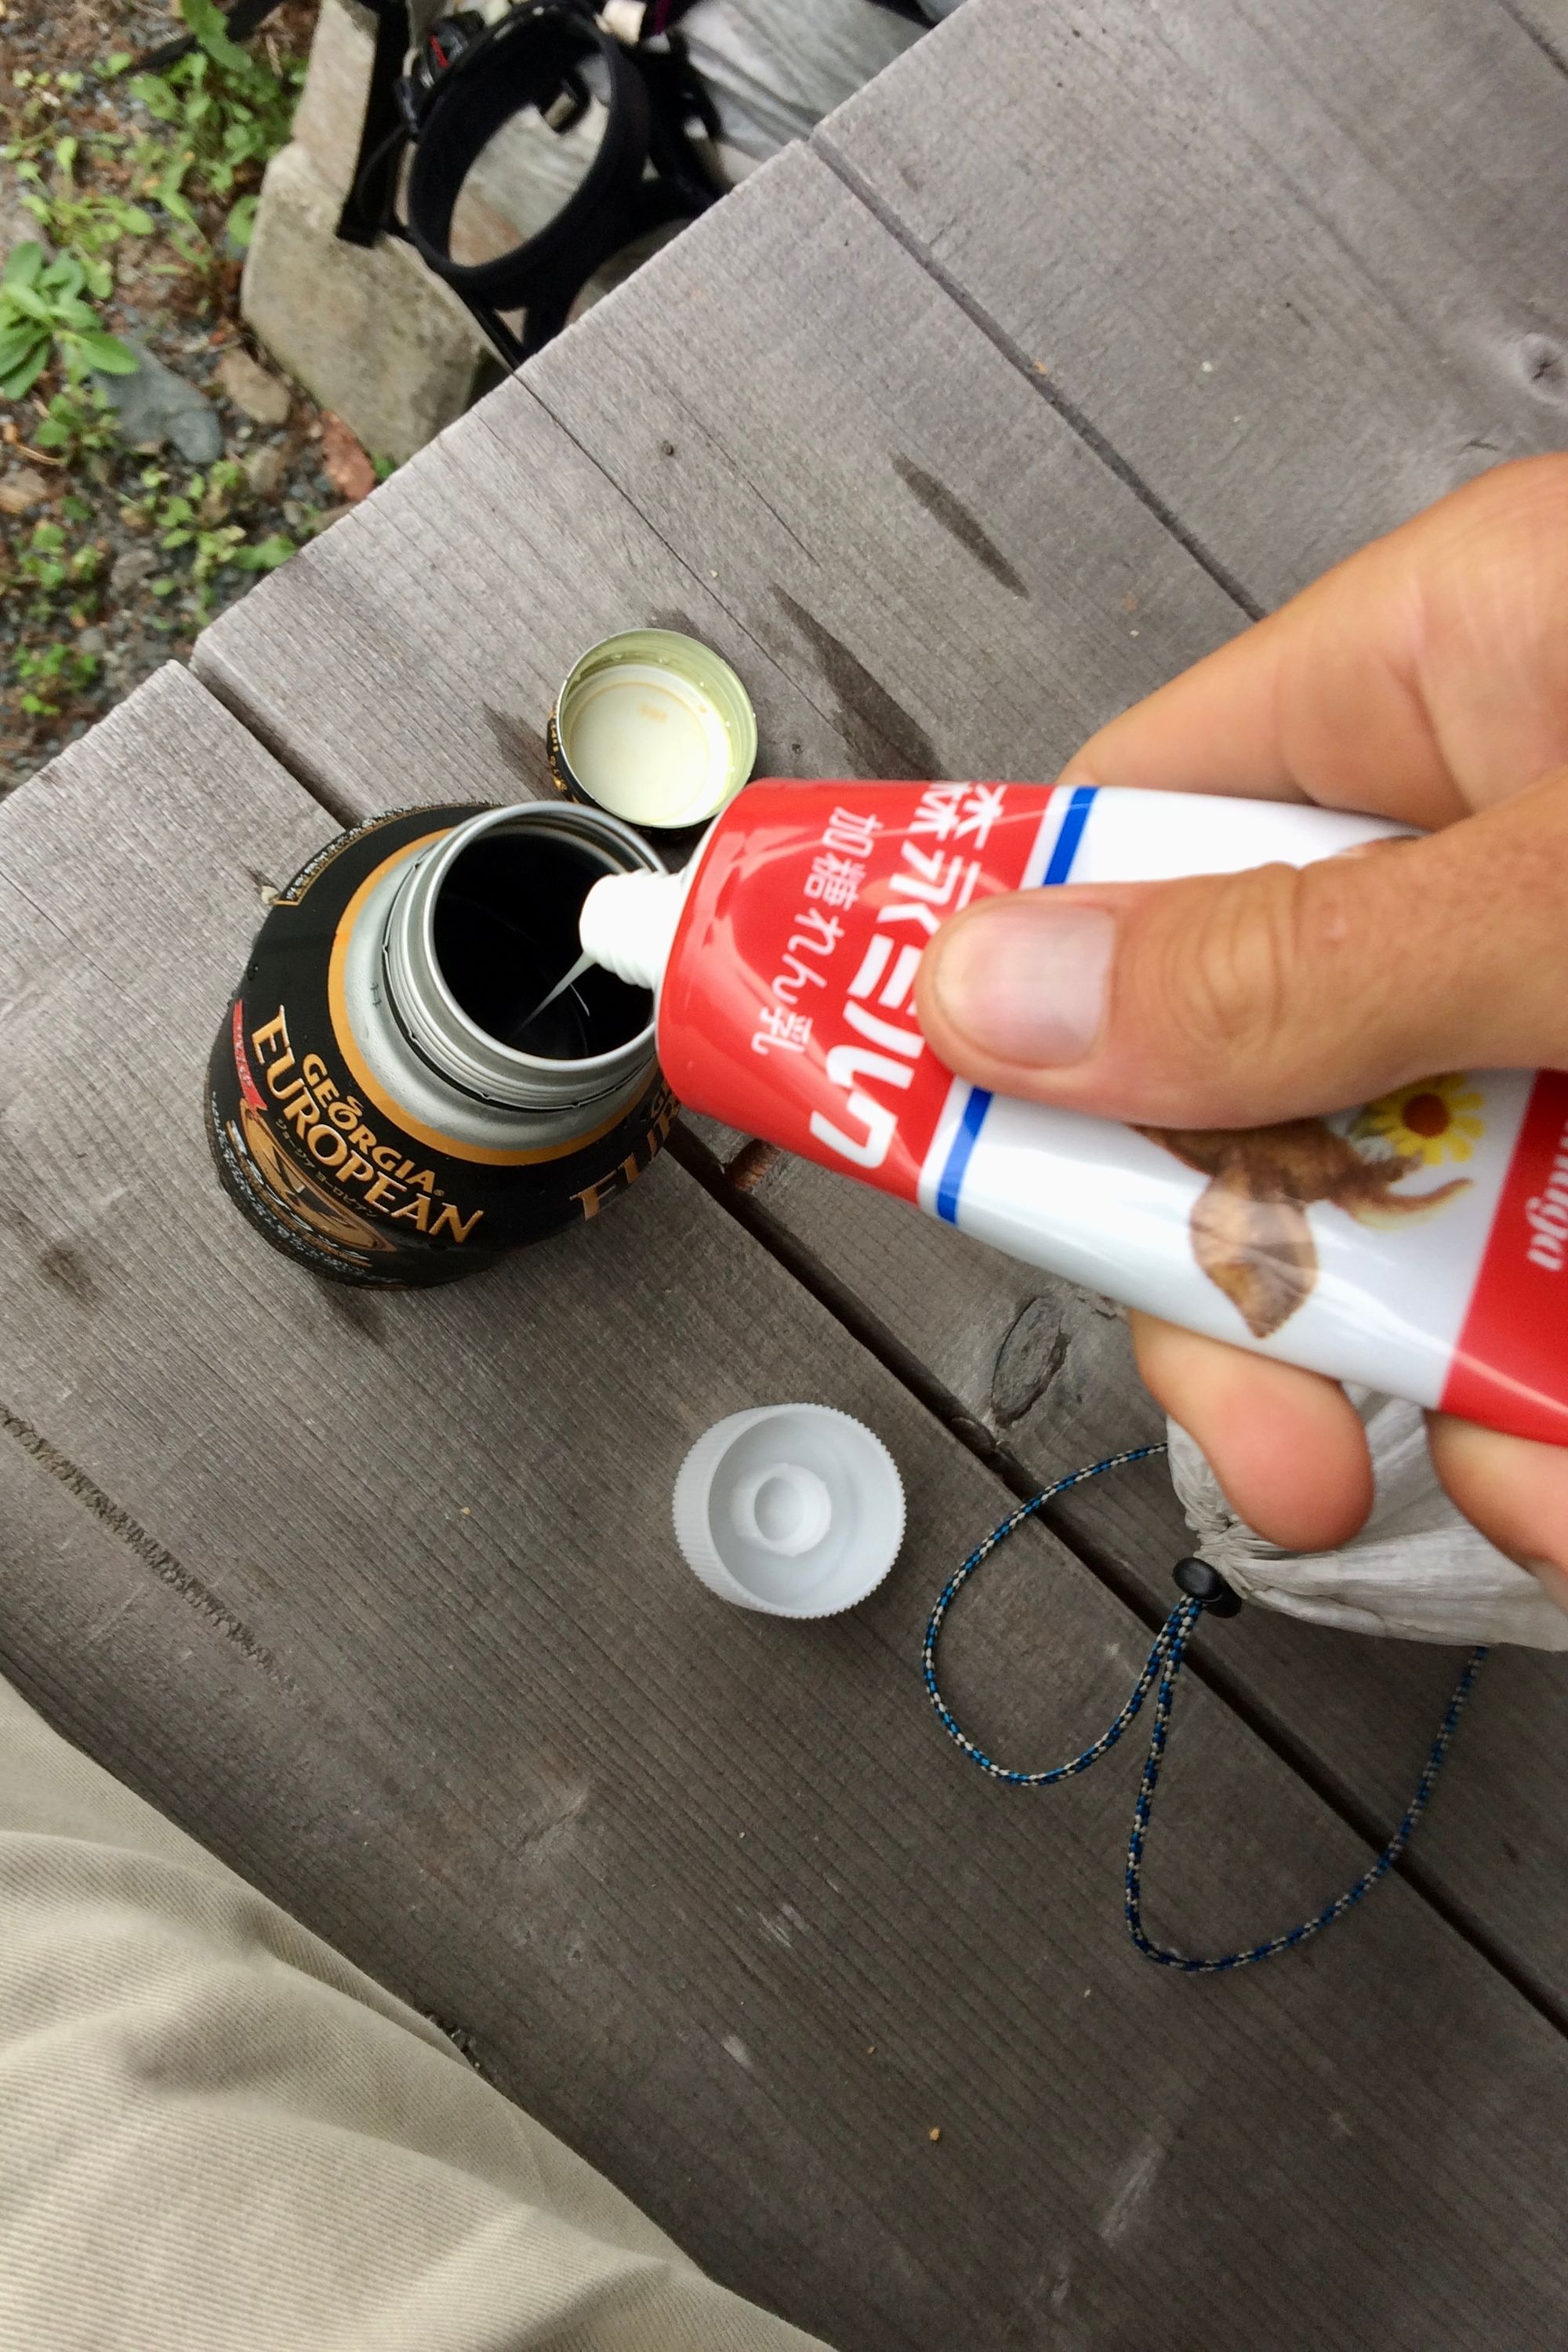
[553,629,757,831]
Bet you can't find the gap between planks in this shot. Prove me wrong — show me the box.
[177,56,1567,2024]
[810,129,1266,624]
[669,1118,1568,2040]
[194,652,365,833]
[472,379,910,774]
[0,1403,299,1692]
[1494,0,1568,78]
[132,643,1568,2032]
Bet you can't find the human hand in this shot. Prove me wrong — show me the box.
[916,457,1568,1608]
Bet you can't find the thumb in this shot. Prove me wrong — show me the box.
[916,769,1568,1127]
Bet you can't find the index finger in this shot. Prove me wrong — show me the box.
[1068,457,1568,830]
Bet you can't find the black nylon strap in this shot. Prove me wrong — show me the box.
[334,0,724,365]
[337,0,416,249]
[405,4,652,316]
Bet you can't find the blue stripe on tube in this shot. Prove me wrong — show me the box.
[933,785,1098,1225]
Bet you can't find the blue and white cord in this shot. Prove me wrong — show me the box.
[922,1444,1487,1973]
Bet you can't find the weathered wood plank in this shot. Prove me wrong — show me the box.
[189,138,1243,1899]
[194,149,1243,816]
[519,150,1244,781]
[815,0,1568,607]
[1507,0,1568,64]
[514,132,1568,2005]
[5,666,1568,2347]
[737,1143,1177,1541]
[739,1147,1568,2007]
[187,136,1245,1775]
[194,387,852,820]
[191,133,1240,1613]
[192,116,1568,2009]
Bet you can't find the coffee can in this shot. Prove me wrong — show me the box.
[546,628,757,834]
[207,801,676,1287]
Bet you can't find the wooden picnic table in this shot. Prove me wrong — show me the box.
[6,0,1568,2342]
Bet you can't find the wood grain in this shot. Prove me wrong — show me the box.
[739,1149,1568,2015]
[189,138,1246,1866]
[1505,0,1568,66]
[517,118,1568,2005]
[193,136,1243,1577]
[193,89,1568,2016]
[815,0,1568,607]
[193,370,852,823]
[521,145,1244,780]
[5,667,1568,2346]
[195,146,1243,816]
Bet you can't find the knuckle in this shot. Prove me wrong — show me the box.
[1151,863,1308,1072]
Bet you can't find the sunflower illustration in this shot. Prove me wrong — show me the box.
[1353,1073,1485,1166]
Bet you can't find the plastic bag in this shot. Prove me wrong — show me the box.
[1168,1392,1568,1650]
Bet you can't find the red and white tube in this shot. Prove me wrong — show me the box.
[580,780,1568,1446]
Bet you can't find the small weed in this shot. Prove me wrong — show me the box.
[2,519,106,633]
[15,132,158,274]
[31,383,121,466]
[4,8,303,282]
[16,641,100,720]
[119,459,296,618]
[126,0,305,262]
[3,76,151,278]
[227,193,260,250]
[2,19,310,779]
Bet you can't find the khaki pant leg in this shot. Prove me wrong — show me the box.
[0,1676,830,2352]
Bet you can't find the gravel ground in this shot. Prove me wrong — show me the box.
[1,0,367,795]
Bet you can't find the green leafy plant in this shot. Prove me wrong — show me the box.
[16,641,100,720]
[3,520,105,629]
[4,75,140,259]
[119,459,296,619]
[31,383,121,466]
[0,243,136,398]
[227,193,260,249]
[5,10,303,280]
[126,0,305,259]
[16,133,158,274]
[232,532,296,571]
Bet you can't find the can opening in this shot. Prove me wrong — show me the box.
[431,830,652,1062]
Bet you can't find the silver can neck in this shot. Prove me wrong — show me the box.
[381,803,661,1112]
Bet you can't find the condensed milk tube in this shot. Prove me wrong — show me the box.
[580,779,1568,1445]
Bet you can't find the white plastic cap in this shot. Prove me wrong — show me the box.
[579,866,689,993]
[672,1406,906,1618]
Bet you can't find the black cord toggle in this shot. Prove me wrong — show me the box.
[1171,1555,1243,1616]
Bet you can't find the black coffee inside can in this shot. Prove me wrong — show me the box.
[434,831,651,1060]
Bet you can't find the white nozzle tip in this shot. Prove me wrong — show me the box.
[580,866,691,993]
[673,1406,905,1618]
[579,868,686,993]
